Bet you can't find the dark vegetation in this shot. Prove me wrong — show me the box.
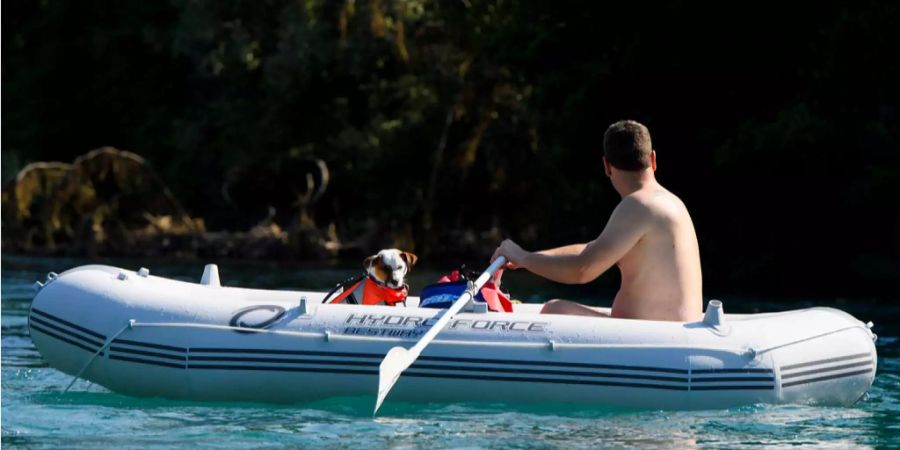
[2,1,899,297]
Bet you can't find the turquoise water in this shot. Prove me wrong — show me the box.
[3,255,899,449]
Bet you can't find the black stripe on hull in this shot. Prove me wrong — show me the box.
[191,347,383,359]
[31,308,106,339]
[109,346,187,362]
[193,348,692,374]
[29,322,102,355]
[781,361,874,380]
[418,355,691,374]
[402,372,690,391]
[412,364,688,383]
[782,368,875,388]
[780,353,871,371]
[29,311,780,391]
[690,385,774,391]
[187,357,693,383]
[692,368,773,374]
[190,364,378,376]
[29,316,104,349]
[109,355,185,369]
[188,356,383,367]
[690,377,774,383]
[114,339,187,353]
[186,364,690,390]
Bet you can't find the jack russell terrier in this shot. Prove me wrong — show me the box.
[324,249,417,306]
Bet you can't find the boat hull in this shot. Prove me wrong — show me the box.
[29,265,877,409]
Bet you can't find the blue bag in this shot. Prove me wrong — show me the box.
[419,281,485,309]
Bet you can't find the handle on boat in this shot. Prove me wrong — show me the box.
[374,256,508,415]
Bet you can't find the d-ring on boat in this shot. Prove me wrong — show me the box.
[28,264,877,410]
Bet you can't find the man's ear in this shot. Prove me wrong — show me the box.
[363,255,378,268]
[603,157,612,177]
[650,150,657,172]
[400,252,418,268]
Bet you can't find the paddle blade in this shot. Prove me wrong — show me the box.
[374,346,414,415]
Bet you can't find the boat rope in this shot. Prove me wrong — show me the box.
[64,320,134,393]
[77,321,868,365]
[129,321,324,338]
[126,321,754,354]
[745,325,868,357]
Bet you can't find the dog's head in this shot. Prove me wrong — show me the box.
[364,249,417,289]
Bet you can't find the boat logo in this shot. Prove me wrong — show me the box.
[229,305,286,333]
[343,313,548,336]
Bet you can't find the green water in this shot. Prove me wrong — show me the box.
[3,255,899,449]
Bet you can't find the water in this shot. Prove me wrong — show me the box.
[3,255,899,449]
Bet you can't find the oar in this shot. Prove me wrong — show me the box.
[374,256,507,415]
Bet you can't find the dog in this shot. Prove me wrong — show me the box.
[324,248,418,306]
[364,249,418,289]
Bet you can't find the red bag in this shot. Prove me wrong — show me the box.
[436,269,513,313]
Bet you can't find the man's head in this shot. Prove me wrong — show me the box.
[603,120,655,173]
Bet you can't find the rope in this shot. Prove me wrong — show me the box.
[130,321,323,337]
[746,325,867,357]
[64,320,134,393]
[125,320,754,354]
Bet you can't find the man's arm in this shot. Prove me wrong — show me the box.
[494,197,652,284]
[536,243,588,257]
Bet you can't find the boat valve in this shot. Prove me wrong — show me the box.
[201,264,221,287]
[703,299,731,335]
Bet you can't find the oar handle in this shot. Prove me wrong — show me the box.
[472,256,508,290]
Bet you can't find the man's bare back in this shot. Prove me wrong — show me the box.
[607,186,702,321]
[491,120,703,322]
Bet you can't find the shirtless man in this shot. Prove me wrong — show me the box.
[491,120,703,322]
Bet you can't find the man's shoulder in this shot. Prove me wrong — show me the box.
[622,188,686,217]
[620,189,662,209]
[614,193,656,220]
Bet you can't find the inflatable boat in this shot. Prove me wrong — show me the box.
[28,264,877,410]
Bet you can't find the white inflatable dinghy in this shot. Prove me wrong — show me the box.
[28,264,877,410]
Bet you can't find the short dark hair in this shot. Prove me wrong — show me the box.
[603,120,652,171]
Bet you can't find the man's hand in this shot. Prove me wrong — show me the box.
[491,239,528,270]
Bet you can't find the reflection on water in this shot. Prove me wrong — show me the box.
[3,255,899,449]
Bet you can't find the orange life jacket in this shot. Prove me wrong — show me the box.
[329,276,408,306]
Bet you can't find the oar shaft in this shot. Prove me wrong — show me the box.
[375,256,507,414]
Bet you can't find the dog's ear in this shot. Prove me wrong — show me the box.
[400,252,418,268]
[363,254,379,268]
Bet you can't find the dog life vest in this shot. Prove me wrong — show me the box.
[328,276,408,306]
